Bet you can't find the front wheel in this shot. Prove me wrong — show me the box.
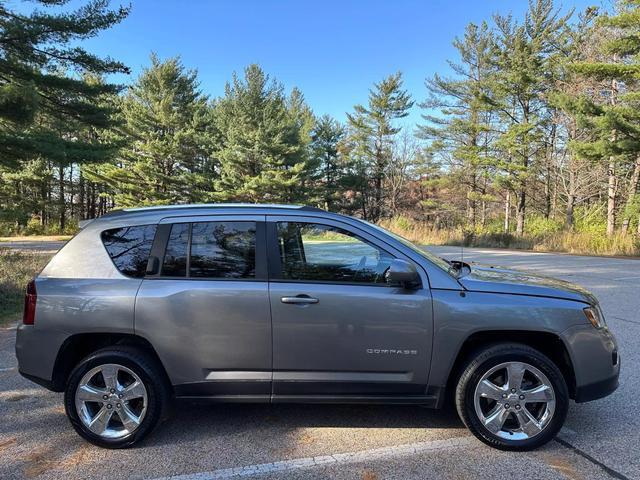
[455,343,568,451]
[64,347,169,448]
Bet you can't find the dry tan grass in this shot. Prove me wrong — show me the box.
[0,250,54,325]
[0,235,71,242]
[379,218,640,257]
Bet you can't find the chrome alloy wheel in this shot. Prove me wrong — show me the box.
[473,361,556,441]
[75,363,148,439]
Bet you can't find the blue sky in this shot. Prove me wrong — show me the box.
[43,0,603,125]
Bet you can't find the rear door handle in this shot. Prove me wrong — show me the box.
[281,296,319,305]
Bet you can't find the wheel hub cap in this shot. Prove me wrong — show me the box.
[473,361,556,441]
[75,363,148,439]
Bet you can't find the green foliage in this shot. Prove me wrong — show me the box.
[90,54,213,206]
[0,0,130,167]
[345,72,413,221]
[212,64,312,203]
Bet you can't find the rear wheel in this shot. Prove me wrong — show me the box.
[64,347,169,448]
[455,343,568,451]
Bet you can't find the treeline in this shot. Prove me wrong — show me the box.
[1,0,640,248]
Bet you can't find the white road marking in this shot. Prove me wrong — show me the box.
[152,436,474,480]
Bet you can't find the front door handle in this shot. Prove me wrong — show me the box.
[281,295,319,305]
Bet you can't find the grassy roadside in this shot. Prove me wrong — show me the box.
[380,219,640,257]
[0,250,53,326]
[0,235,71,242]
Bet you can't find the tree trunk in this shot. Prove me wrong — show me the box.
[607,78,618,237]
[607,158,616,236]
[621,155,640,233]
[565,168,576,229]
[504,191,511,233]
[516,191,525,236]
[58,164,65,232]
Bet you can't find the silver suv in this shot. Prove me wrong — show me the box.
[16,204,620,450]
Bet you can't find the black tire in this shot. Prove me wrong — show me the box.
[64,346,170,449]
[455,343,568,451]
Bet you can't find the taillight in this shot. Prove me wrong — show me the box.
[23,279,37,325]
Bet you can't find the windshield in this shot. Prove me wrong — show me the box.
[362,221,454,275]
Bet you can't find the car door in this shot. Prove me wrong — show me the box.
[267,215,433,400]
[135,215,272,400]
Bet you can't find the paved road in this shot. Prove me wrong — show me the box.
[0,240,66,254]
[0,246,638,479]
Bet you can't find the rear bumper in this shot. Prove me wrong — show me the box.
[18,370,56,391]
[15,324,67,391]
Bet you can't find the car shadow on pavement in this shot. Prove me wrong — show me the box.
[146,401,465,448]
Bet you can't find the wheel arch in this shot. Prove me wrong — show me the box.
[51,332,172,393]
[443,330,576,404]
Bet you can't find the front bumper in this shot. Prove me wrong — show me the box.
[562,324,620,403]
[574,366,619,402]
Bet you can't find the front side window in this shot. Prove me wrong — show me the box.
[101,224,157,278]
[160,221,256,279]
[277,222,394,284]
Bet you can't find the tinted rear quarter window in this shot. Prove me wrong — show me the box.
[101,225,157,278]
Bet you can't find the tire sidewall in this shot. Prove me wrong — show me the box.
[457,346,568,451]
[64,349,164,449]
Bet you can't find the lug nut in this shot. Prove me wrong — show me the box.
[504,403,510,409]
[110,389,116,394]
[102,394,108,400]
[511,388,516,393]
[519,394,525,400]
[106,404,112,409]
[502,393,508,399]
[118,394,123,399]
[116,403,121,408]
[515,404,521,410]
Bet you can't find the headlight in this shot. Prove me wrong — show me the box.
[583,306,606,329]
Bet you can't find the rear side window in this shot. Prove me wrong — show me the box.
[190,222,256,278]
[159,221,256,279]
[101,225,157,278]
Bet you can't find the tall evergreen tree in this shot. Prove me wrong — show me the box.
[491,0,571,235]
[346,72,413,221]
[0,0,129,167]
[569,0,640,235]
[90,54,212,206]
[419,22,496,228]
[309,115,345,211]
[212,64,309,203]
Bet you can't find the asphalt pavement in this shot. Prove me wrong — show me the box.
[0,245,638,479]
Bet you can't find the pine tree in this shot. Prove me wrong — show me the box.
[212,64,310,203]
[91,54,212,206]
[491,0,571,235]
[0,0,129,167]
[309,115,345,211]
[419,22,496,228]
[569,0,640,235]
[346,72,413,221]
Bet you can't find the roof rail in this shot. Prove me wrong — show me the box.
[98,203,326,218]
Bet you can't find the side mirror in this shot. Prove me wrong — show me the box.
[385,259,421,289]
